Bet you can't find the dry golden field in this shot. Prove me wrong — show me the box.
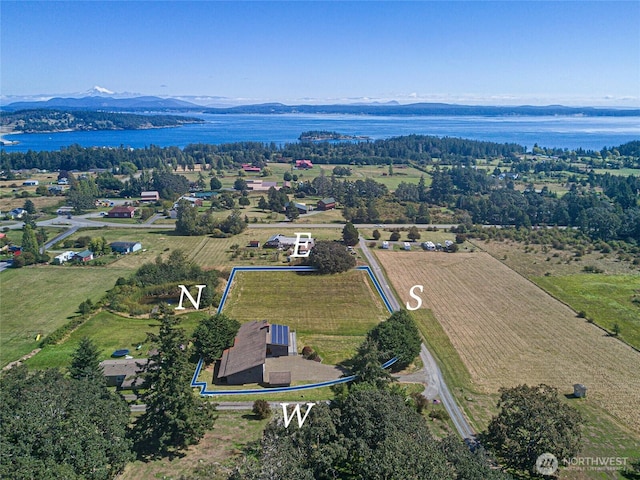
[375,250,640,433]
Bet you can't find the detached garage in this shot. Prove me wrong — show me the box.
[110,241,142,254]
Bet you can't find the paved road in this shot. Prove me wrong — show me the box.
[129,401,311,413]
[359,236,400,311]
[249,222,460,230]
[359,236,476,441]
[44,225,79,250]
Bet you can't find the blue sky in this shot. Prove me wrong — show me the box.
[2,1,639,106]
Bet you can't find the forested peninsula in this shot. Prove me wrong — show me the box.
[0,109,203,134]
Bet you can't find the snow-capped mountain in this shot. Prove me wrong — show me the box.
[82,85,116,96]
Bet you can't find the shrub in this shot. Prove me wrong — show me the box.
[582,265,604,273]
[429,409,448,421]
[252,399,271,419]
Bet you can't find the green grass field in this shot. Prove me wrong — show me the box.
[26,310,208,370]
[0,266,132,367]
[533,274,640,349]
[222,269,389,364]
[56,227,344,271]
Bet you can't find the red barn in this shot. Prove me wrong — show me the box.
[295,159,313,169]
[317,197,336,210]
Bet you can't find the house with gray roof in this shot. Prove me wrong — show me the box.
[215,320,295,386]
[110,241,142,254]
[100,358,149,389]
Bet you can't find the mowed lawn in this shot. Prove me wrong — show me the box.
[26,310,208,370]
[222,270,390,364]
[0,266,131,367]
[533,274,640,349]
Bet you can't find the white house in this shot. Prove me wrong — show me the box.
[54,251,77,264]
[23,180,39,186]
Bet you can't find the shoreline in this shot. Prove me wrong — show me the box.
[0,126,20,146]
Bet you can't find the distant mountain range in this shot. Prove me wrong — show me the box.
[3,93,639,117]
[4,95,198,111]
[202,102,640,117]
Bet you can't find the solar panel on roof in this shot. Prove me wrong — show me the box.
[270,324,289,346]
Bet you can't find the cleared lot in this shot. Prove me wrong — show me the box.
[375,250,640,433]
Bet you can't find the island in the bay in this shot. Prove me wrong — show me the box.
[0,109,204,145]
[298,130,370,142]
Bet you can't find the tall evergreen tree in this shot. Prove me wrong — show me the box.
[132,311,217,458]
[69,336,103,382]
[21,224,39,257]
[192,313,240,364]
[342,221,359,246]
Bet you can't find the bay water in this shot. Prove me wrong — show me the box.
[3,113,639,153]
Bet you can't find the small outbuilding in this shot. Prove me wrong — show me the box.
[573,384,587,398]
[268,371,292,387]
[22,180,39,186]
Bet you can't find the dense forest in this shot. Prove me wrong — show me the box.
[3,135,637,173]
[0,109,203,133]
[0,135,525,171]
[2,136,638,245]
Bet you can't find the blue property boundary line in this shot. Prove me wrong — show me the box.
[192,357,398,396]
[192,264,395,395]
